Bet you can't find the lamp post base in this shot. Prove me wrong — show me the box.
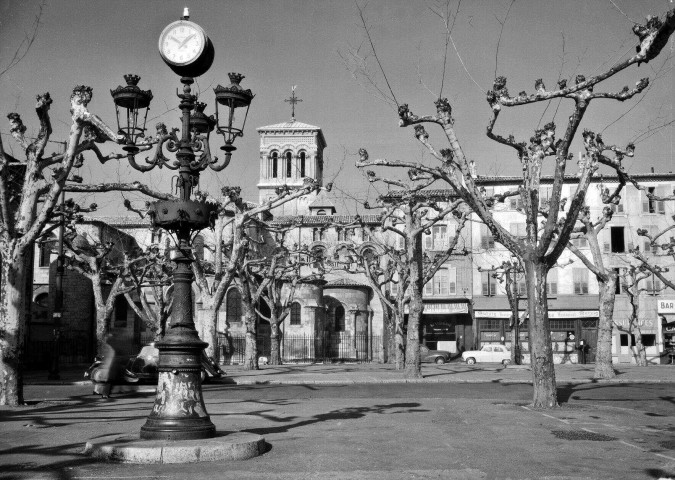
[140,331,215,441]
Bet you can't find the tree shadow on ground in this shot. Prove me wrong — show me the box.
[242,402,428,436]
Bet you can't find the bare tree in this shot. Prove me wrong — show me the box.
[244,244,321,366]
[0,86,132,405]
[191,180,321,363]
[356,10,675,407]
[356,171,468,378]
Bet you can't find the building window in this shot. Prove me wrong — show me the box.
[114,296,128,328]
[32,293,50,323]
[547,269,558,296]
[425,225,451,250]
[290,302,301,325]
[271,152,278,178]
[286,151,292,178]
[609,226,626,253]
[573,268,589,295]
[424,268,456,296]
[643,186,666,214]
[509,196,523,210]
[362,247,376,264]
[150,229,163,244]
[480,224,495,250]
[481,270,496,296]
[193,234,205,261]
[363,227,371,241]
[509,223,526,238]
[312,228,326,242]
[337,228,346,241]
[645,274,662,296]
[643,226,659,254]
[38,235,56,268]
[311,246,326,269]
[335,305,345,331]
[610,199,624,215]
[571,236,588,248]
[300,151,306,177]
[226,288,242,323]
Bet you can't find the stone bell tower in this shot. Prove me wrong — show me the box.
[256,89,327,216]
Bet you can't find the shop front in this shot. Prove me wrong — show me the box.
[658,297,675,365]
[473,310,599,364]
[418,301,472,354]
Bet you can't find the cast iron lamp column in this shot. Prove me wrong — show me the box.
[111,30,253,440]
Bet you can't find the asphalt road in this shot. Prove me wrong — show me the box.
[3,383,675,480]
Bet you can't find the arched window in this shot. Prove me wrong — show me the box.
[290,302,301,325]
[335,305,345,332]
[32,293,50,323]
[39,234,56,267]
[193,234,205,261]
[286,151,292,178]
[271,152,278,178]
[300,151,306,177]
[311,246,326,269]
[226,288,242,323]
[316,209,326,216]
[362,247,376,264]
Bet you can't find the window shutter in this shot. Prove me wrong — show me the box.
[574,282,580,295]
[490,282,497,296]
[482,282,489,296]
[448,268,456,294]
[603,242,610,253]
[425,234,432,249]
[488,235,495,249]
[642,193,650,213]
[424,281,432,296]
[549,282,558,295]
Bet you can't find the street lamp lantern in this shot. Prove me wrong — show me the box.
[110,74,153,154]
[110,10,254,441]
[214,73,254,153]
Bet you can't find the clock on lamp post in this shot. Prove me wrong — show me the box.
[110,7,253,441]
[158,8,214,78]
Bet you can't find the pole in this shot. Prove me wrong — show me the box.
[512,265,521,365]
[48,192,65,380]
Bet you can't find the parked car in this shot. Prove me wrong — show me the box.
[420,345,452,364]
[462,344,511,365]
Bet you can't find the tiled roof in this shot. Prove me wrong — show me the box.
[474,172,675,185]
[380,189,459,200]
[308,190,336,208]
[270,214,382,226]
[325,278,372,288]
[257,120,320,131]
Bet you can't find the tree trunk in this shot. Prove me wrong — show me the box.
[594,276,616,379]
[394,313,405,370]
[0,255,30,406]
[381,298,396,364]
[404,233,423,379]
[202,305,219,361]
[524,260,558,409]
[242,299,258,370]
[270,322,282,365]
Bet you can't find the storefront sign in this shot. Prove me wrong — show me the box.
[474,310,599,319]
[406,303,468,315]
[657,298,675,314]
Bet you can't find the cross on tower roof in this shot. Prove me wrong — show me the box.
[284,85,302,122]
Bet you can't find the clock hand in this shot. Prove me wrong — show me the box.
[179,33,196,48]
[169,36,181,44]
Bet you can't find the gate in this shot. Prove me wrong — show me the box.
[581,319,598,363]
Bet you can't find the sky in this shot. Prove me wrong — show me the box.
[1,0,673,217]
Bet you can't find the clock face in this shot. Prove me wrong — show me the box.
[159,21,206,66]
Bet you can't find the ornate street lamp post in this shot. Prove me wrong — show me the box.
[110,8,253,440]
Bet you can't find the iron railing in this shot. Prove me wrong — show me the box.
[217,333,382,365]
